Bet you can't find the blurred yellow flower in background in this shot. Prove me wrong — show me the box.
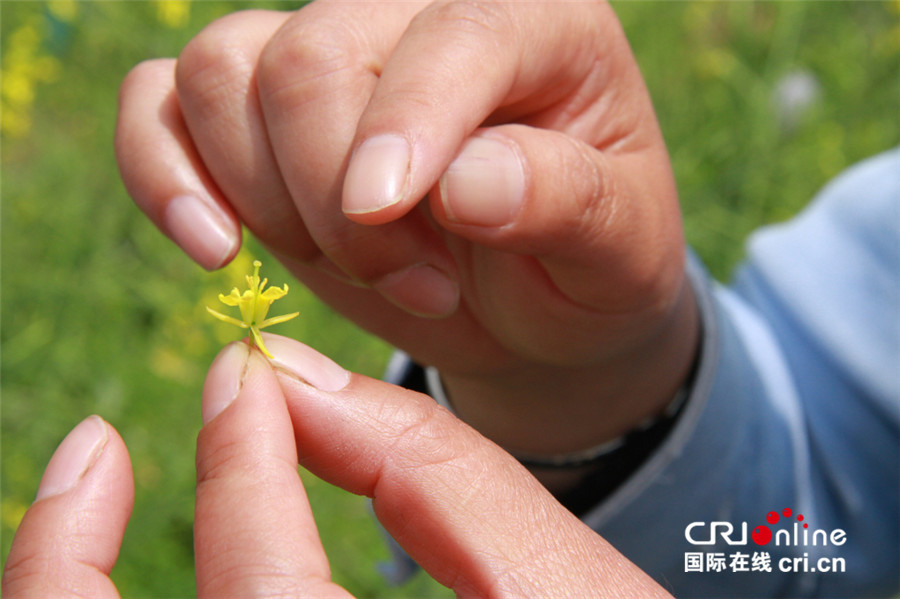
[154,0,191,29]
[1,16,61,138]
[47,0,79,23]
[1,498,28,533]
[878,0,900,55]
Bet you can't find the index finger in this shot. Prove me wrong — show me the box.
[261,333,670,597]
[256,1,648,318]
[341,0,648,222]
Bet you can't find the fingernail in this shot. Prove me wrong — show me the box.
[165,194,240,270]
[343,134,411,215]
[263,333,351,392]
[35,416,108,501]
[373,263,459,318]
[202,342,250,424]
[439,136,525,227]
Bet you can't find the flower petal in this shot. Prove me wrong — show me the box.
[260,285,288,301]
[218,289,242,306]
[260,311,300,329]
[249,326,273,358]
[206,306,249,328]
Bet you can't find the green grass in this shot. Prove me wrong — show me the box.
[2,1,898,597]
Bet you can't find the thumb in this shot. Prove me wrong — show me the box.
[260,333,670,598]
[2,416,133,598]
[432,125,685,313]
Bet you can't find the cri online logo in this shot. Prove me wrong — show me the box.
[685,508,846,548]
[752,508,806,546]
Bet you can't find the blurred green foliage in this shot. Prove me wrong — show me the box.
[1,1,897,597]
[619,0,900,277]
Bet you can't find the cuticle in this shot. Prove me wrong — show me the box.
[84,415,110,472]
[269,362,317,390]
[234,341,253,402]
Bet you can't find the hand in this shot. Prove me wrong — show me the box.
[116,1,698,458]
[3,335,672,598]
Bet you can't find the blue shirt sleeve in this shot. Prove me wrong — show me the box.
[584,148,900,598]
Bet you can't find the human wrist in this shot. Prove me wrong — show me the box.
[436,275,700,465]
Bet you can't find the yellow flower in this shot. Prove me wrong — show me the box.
[154,0,191,29]
[48,0,79,23]
[207,260,298,358]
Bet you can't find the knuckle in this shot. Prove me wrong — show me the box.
[175,12,260,118]
[119,58,171,104]
[532,135,616,253]
[383,400,479,473]
[418,0,511,39]
[195,436,243,486]
[257,16,356,101]
[196,436,289,490]
[570,139,617,238]
[196,438,301,501]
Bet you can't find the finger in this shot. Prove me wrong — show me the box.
[116,59,241,270]
[423,125,697,372]
[434,125,684,314]
[196,342,350,598]
[341,0,649,222]
[261,333,669,597]
[174,10,322,266]
[257,2,461,317]
[2,416,133,598]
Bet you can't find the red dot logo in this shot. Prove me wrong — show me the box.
[756,508,808,545]
[752,525,772,545]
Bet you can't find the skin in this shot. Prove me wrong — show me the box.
[114,0,700,471]
[2,335,672,598]
[4,1,701,595]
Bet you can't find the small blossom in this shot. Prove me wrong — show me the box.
[207,260,298,358]
[154,0,191,29]
[1,18,61,138]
